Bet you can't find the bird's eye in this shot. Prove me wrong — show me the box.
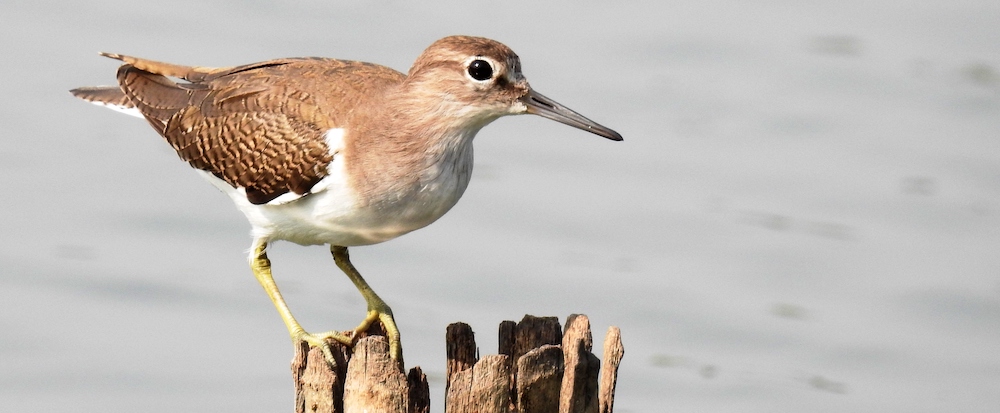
[467,59,493,81]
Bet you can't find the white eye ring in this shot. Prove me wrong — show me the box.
[464,56,501,83]
[468,59,493,81]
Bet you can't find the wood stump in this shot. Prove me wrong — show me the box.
[292,314,624,413]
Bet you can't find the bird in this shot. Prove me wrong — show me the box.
[70,35,622,366]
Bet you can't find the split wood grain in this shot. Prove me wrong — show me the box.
[445,355,512,413]
[293,339,348,413]
[445,322,477,397]
[343,336,409,413]
[516,344,565,413]
[561,314,600,413]
[290,314,623,413]
[407,366,430,413]
[599,327,624,413]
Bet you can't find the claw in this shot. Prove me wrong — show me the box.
[376,311,402,362]
[349,309,403,362]
[293,330,353,368]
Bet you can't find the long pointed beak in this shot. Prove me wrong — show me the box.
[522,89,623,141]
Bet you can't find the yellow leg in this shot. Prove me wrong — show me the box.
[331,245,403,363]
[250,240,351,366]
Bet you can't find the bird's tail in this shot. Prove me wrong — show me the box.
[69,84,142,118]
[69,51,216,118]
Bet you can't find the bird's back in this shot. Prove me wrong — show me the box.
[72,55,406,205]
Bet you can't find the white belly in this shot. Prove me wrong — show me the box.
[196,139,474,247]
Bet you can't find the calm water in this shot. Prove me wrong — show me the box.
[2,1,999,412]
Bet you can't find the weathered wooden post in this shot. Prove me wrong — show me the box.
[292,314,623,412]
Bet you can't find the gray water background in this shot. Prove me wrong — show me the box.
[2,1,999,411]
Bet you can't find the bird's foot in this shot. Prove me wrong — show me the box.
[291,311,402,369]
[351,309,403,364]
[292,329,353,368]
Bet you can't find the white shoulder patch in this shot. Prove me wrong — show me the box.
[324,128,347,153]
[266,128,347,205]
[307,128,347,194]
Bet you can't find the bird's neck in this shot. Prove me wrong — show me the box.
[343,87,493,207]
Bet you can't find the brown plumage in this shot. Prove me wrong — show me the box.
[72,54,406,204]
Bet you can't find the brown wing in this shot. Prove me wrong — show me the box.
[106,54,403,205]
